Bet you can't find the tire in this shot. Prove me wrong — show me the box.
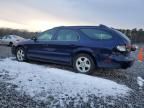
[73,54,95,74]
[9,42,13,47]
[16,47,26,62]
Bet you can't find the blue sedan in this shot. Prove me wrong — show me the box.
[12,25,136,74]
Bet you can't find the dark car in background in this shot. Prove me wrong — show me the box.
[12,25,136,74]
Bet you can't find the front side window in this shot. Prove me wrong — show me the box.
[80,29,112,40]
[7,36,12,39]
[56,29,79,41]
[37,29,55,41]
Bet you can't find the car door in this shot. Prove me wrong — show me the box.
[27,29,57,61]
[50,28,80,64]
[6,36,12,45]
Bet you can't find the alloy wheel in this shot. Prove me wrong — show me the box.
[76,56,91,73]
[17,49,25,61]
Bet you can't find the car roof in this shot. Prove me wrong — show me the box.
[3,35,24,39]
[54,24,110,30]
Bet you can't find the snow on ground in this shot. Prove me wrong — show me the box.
[137,76,144,89]
[0,58,131,102]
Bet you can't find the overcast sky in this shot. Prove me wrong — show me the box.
[0,0,143,31]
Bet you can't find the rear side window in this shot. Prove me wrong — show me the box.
[56,29,79,41]
[2,36,7,39]
[12,36,17,39]
[81,29,112,40]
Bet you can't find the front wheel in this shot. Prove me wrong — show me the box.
[9,42,13,47]
[16,47,26,62]
[73,54,95,74]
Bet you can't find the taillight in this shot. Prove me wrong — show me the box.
[116,45,126,52]
[131,45,137,51]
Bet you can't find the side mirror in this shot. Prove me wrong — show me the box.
[31,37,37,41]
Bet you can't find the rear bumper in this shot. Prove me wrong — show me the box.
[97,54,135,69]
[111,54,135,69]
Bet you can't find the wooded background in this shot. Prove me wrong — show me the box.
[0,28,144,43]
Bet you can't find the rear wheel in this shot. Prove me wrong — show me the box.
[73,54,95,74]
[16,47,26,62]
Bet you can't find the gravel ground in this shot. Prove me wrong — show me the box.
[0,45,13,58]
[0,45,144,108]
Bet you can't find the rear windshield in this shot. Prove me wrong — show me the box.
[80,28,112,40]
[112,29,130,42]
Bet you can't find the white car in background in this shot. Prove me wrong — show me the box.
[0,35,25,46]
